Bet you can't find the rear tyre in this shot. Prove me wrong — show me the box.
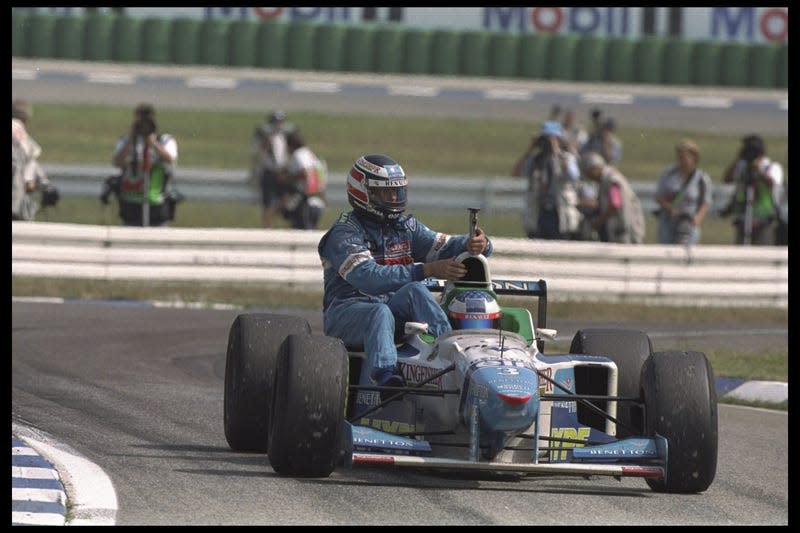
[569,329,652,436]
[224,314,311,452]
[642,350,718,493]
[268,333,349,477]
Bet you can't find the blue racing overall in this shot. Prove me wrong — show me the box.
[318,210,493,382]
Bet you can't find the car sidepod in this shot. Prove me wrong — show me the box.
[569,328,652,437]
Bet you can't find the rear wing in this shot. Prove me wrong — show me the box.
[423,277,549,348]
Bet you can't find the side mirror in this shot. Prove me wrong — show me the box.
[537,328,558,340]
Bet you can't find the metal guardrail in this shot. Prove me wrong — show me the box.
[12,221,787,308]
[42,163,737,214]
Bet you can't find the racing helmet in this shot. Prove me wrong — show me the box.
[347,154,407,223]
[447,290,502,330]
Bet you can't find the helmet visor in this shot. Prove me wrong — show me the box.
[367,177,407,212]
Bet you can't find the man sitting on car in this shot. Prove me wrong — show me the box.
[317,153,492,393]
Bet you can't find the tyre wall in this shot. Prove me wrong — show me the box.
[10,13,786,89]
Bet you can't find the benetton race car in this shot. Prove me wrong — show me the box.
[223,226,717,494]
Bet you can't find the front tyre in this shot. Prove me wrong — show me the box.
[268,333,349,477]
[642,350,718,493]
[224,314,311,452]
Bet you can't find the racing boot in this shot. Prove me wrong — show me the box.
[371,365,406,403]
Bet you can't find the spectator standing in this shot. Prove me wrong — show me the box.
[720,134,785,245]
[580,151,645,244]
[581,109,622,165]
[251,110,293,228]
[654,139,713,245]
[511,120,582,240]
[111,103,179,226]
[561,108,588,155]
[279,129,328,230]
[12,99,58,220]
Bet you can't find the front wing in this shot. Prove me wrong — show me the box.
[343,423,668,481]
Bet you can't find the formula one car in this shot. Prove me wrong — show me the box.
[223,216,718,494]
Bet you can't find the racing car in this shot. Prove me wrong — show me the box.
[223,214,718,494]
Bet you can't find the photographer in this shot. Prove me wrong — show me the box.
[108,103,179,226]
[580,108,622,166]
[512,120,582,240]
[654,139,712,245]
[720,134,785,245]
[12,99,59,221]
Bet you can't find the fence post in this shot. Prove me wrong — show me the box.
[314,23,346,71]
[518,33,550,79]
[54,15,84,60]
[373,26,404,73]
[141,17,170,64]
[488,32,518,78]
[459,30,490,77]
[430,30,461,76]
[170,18,200,65]
[256,20,287,69]
[402,29,432,74]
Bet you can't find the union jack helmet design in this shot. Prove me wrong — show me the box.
[447,290,502,330]
[347,154,407,223]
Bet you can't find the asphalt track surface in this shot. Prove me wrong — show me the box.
[11,58,787,136]
[12,60,788,525]
[11,300,788,525]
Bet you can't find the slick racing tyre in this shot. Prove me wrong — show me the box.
[224,314,311,452]
[569,329,652,437]
[268,333,349,477]
[642,350,718,494]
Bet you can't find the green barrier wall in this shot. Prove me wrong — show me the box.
[518,33,551,79]
[604,37,636,83]
[170,18,200,65]
[691,41,721,86]
[776,43,787,88]
[634,36,665,84]
[26,14,56,58]
[373,26,404,74]
[83,13,114,61]
[662,39,693,85]
[140,18,170,64]
[402,29,432,74]
[256,21,287,68]
[747,44,778,88]
[313,24,345,71]
[199,19,229,66]
[286,21,315,70]
[575,35,607,82]
[54,16,84,60]
[460,30,489,77]
[12,11,30,57]
[11,13,790,90]
[228,19,258,67]
[344,26,375,72]
[719,42,748,87]
[488,32,518,78]
[111,16,142,63]
[546,34,578,81]
[430,30,460,76]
